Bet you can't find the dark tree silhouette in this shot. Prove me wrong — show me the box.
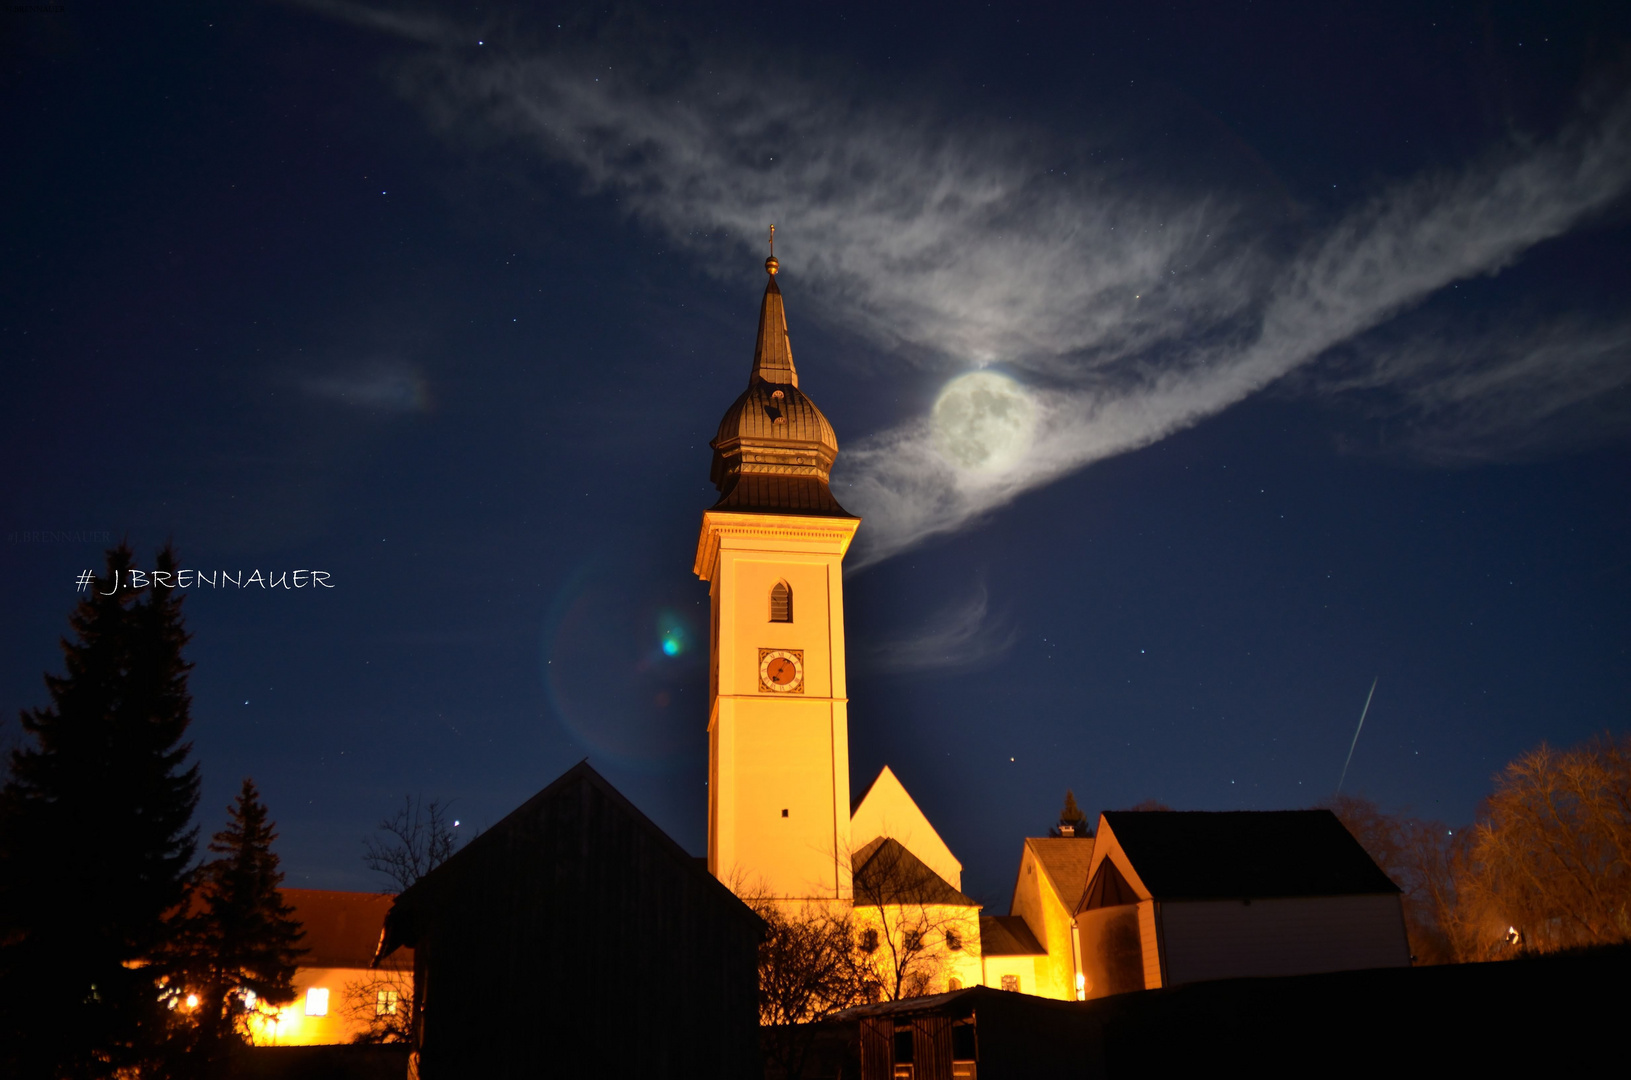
[0,544,201,1078]
[741,893,872,1080]
[344,794,462,1047]
[363,795,460,893]
[1049,790,1093,837]
[175,779,306,1073]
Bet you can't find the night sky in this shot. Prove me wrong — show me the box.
[4,1,1629,908]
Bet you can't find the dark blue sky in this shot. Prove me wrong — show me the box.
[3,1,1628,908]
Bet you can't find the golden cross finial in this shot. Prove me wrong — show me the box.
[765,224,779,275]
[768,223,776,256]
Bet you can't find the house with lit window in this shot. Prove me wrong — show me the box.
[1073,809,1410,997]
[247,889,410,1046]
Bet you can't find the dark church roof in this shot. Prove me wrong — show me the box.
[1101,810,1400,900]
[980,914,1046,956]
[1026,837,1097,908]
[852,837,978,908]
[712,471,851,515]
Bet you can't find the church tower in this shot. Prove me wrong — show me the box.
[696,245,858,903]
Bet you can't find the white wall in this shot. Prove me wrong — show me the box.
[1159,894,1410,985]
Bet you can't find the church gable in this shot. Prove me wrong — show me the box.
[851,766,963,891]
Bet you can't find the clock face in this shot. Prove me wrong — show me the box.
[758,648,805,694]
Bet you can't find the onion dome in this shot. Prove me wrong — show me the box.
[708,258,852,516]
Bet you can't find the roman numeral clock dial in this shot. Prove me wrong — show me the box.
[758,648,804,693]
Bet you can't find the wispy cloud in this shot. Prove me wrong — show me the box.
[861,580,1017,674]
[302,363,431,413]
[1311,315,1631,464]
[311,5,1631,561]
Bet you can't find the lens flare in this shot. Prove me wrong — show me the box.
[658,611,687,657]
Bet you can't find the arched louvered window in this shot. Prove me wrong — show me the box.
[770,581,793,623]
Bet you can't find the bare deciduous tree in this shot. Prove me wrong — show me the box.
[362,795,460,894]
[850,838,979,1002]
[1324,794,1462,964]
[741,893,873,1080]
[341,967,414,1045]
[1455,735,1631,957]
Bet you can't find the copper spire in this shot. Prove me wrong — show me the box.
[750,226,797,386]
[706,241,850,516]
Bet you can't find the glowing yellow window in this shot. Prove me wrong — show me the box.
[304,988,329,1016]
[376,990,399,1016]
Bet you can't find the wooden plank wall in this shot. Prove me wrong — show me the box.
[408,773,763,1079]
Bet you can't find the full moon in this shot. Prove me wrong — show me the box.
[932,370,1038,474]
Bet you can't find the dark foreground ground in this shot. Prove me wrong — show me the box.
[770,944,1631,1079]
[233,1043,409,1080]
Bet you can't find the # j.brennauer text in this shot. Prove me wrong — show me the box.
[75,569,334,592]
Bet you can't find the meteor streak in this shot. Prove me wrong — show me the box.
[1336,677,1379,795]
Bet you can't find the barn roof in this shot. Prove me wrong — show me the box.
[376,760,761,963]
[1100,810,1400,900]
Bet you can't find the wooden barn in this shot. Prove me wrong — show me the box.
[1074,809,1410,996]
[374,762,764,1079]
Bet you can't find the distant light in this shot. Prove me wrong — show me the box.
[186,994,199,1008]
[305,988,329,1017]
[243,990,256,1008]
[453,820,460,827]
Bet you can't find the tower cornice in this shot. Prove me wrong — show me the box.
[693,510,861,583]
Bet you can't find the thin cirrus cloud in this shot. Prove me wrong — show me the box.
[1309,315,1631,465]
[309,2,1631,564]
[301,364,432,413]
[861,580,1017,674]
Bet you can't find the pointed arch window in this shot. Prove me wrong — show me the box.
[770,581,793,623]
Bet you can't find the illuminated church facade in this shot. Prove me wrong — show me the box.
[695,247,1073,998]
[692,247,1412,1008]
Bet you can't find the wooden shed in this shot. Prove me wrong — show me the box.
[830,985,1098,1080]
[1074,810,1409,996]
[375,762,764,1079]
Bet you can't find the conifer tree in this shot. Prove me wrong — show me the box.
[1050,790,1093,837]
[0,544,201,1078]
[180,779,305,1070]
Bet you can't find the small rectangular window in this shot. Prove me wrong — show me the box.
[1000,974,1020,993]
[893,1027,914,1064]
[376,990,399,1016]
[304,987,329,1016]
